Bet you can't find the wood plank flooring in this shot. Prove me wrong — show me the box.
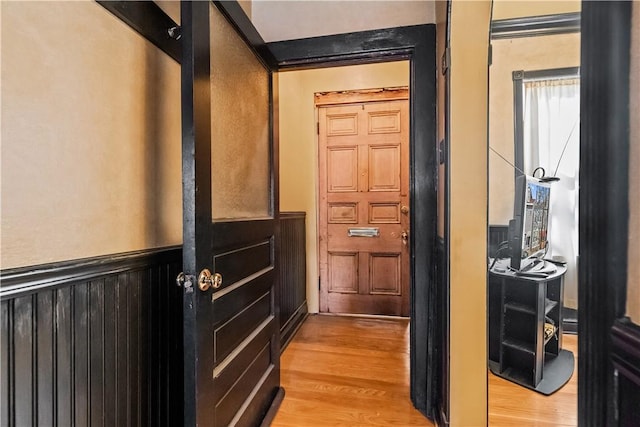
[488,334,578,427]
[272,314,432,426]
[272,314,578,427]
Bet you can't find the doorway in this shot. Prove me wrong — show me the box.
[273,21,439,414]
[316,89,410,316]
[487,7,581,426]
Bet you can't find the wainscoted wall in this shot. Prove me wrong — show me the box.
[0,213,309,425]
[488,224,509,258]
[0,247,184,426]
[278,212,308,349]
[435,237,449,425]
[611,319,640,427]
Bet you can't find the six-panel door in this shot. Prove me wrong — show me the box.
[319,96,410,316]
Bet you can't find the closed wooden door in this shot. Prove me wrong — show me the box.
[319,92,409,316]
[180,3,280,426]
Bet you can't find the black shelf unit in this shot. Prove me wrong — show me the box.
[488,263,574,395]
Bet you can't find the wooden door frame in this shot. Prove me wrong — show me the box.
[579,2,634,425]
[315,88,410,316]
[267,26,438,418]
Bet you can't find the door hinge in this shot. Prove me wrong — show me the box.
[316,122,319,135]
[488,43,493,67]
[441,47,450,76]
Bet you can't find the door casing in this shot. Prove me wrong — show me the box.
[266,25,439,417]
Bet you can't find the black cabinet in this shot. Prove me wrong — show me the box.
[488,263,574,395]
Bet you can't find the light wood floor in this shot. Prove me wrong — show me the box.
[272,315,578,427]
[272,314,432,426]
[488,334,578,427]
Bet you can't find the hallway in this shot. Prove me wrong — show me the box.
[272,315,432,426]
[272,314,579,426]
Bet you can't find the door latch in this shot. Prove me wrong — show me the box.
[176,272,195,293]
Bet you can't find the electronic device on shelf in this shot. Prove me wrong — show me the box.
[509,175,552,272]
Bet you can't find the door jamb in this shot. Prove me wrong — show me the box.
[267,25,438,418]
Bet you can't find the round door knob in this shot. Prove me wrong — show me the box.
[212,273,223,289]
[198,269,223,291]
[401,205,409,214]
[198,269,212,291]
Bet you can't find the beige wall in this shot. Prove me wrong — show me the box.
[448,1,491,426]
[489,32,580,309]
[628,2,640,325]
[278,62,409,313]
[1,2,182,269]
[155,1,180,24]
[489,33,581,225]
[492,0,580,20]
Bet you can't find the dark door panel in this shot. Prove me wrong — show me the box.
[180,2,280,425]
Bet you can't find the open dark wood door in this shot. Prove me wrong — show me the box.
[180,2,281,426]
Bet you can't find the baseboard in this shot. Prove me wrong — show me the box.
[259,387,285,427]
[280,302,308,352]
[317,312,410,321]
[437,406,450,427]
[563,307,578,335]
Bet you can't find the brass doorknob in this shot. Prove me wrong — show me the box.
[401,205,409,214]
[198,269,223,291]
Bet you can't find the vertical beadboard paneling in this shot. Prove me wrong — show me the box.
[1,300,11,426]
[139,268,149,427]
[74,283,89,426]
[36,291,55,426]
[0,247,183,426]
[279,212,308,348]
[56,287,73,426]
[13,295,34,426]
[116,273,128,426]
[103,275,118,427]
[129,271,140,427]
[89,280,105,427]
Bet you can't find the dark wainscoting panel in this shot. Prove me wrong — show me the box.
[279,212,308,349]
[0,247,183,427]
[435,237,449,426]
[488,224,509,259]
[611,318,640,427]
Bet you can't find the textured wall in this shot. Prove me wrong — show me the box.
[448,1,491,425]
[492,0,580,20]
[1,2,182,268]
[488,33,581,225]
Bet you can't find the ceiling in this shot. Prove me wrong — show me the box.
[155,1,436,43]
[250,1,435,42]
[155,1,582,43]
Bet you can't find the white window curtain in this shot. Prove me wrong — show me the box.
[523,78,580,309]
